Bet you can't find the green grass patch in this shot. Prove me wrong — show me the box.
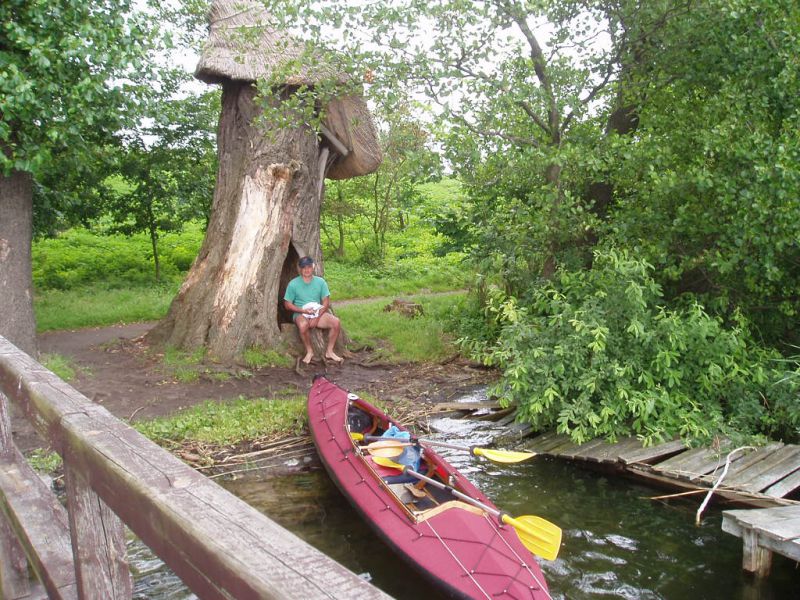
[325,255,467,300]
[243,346,293,369]
[337,293,463,362]
[35,284,178,331]
[134,395,306,445]
[26,449,63,475]
[40,353,78,381]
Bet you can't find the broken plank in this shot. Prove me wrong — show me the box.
[764,467,800,498]
[619,439,686,465]
[711,444,784,483]
[733,446,800,493]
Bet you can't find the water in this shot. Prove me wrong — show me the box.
[130,410,799,599]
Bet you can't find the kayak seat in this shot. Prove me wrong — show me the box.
[365,454,428,485]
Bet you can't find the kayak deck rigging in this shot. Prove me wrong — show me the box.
[308,376,553,600]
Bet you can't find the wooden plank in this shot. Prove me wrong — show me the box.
[581,437,642,464]
[764,467,800,498]
[742,528,773,576]
[655,446,712,471]
[1,507,32,600]
[723,506,800,573]
[563,438,608,459]
[64,464,132,599]
[432,401,501,412]
[619,438,686,465]
[542,435,581,455]
[529,433,573,454]
[655,446,746,482]
[0,336,391,600]
[717,443,784,479]
[733,446,800,492]
[725,506,800,540]
[524,431,561,452]
[0,451,77,600]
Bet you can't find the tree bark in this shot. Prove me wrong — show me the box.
[147,82,335,361]
[0,169,37,357]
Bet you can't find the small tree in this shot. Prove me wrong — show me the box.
[106,90,218,281]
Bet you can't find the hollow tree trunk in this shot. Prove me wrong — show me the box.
[147,82,339,361]
[0,169,37,357]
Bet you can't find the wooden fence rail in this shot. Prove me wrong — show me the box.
[0,335,391,600]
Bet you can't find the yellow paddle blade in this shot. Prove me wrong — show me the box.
[502,514,562,561]
[372,456,404,470]
[473,447,537,463]
[350,432,364,441]
[367,439,411,450]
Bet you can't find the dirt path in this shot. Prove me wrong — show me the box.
[14,309,493,451]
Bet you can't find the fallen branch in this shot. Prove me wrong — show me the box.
[695,446,755,525]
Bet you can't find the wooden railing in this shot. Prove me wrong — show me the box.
[0,335,390,599]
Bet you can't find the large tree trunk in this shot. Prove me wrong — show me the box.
[147,82,338,361]
[0,170,37,357]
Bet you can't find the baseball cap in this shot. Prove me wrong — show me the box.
[298,256,315,267]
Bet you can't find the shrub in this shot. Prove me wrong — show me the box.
[461,248,799,445]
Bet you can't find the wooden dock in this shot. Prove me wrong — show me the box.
[508,429,800,577]
[514,430,800,508]
[722,505,800,576]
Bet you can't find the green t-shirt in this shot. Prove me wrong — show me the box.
[284,275,331,320]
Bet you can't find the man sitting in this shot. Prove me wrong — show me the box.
[283,256,343,365]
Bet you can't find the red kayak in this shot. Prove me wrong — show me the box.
[308,375,553,600]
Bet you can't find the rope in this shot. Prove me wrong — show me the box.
[695,445,755,525]
[424,519,493,600]
[484,514,553,600]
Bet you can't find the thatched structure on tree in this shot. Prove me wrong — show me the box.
[147,0,381,361]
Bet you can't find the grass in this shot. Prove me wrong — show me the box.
[35,284,179,331]
[134,395,307,445]
[243,346,294,369]
[26,448,63,474]
[336,293,464,362]
[40,353,78,381]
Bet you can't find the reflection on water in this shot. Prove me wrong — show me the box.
[129,405,799,599]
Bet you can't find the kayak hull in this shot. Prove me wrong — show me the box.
[308,375,551,600]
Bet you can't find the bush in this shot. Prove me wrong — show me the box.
[460,248,799,444]
[32,224,204,290]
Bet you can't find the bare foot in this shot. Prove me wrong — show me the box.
[302,353,314,365]
[325,352,343,364]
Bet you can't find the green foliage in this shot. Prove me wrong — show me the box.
[32,223,205,290]
[106,90,218,280]
[462,250,799,444]
[0,0,157,178]
[25,449,63,475]
[337,294,462,362]
[134,396,307,444]
[40,353,77,382]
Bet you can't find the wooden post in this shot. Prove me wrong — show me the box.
[742,528,772,577]
[0,505,32,600]
[0,391,32,599]
[64,464,132,599]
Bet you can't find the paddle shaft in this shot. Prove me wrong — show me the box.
[400,466,503,520]
[365,435,472,453]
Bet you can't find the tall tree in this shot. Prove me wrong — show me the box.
[0,0,157,355]
[147,0,381,360]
